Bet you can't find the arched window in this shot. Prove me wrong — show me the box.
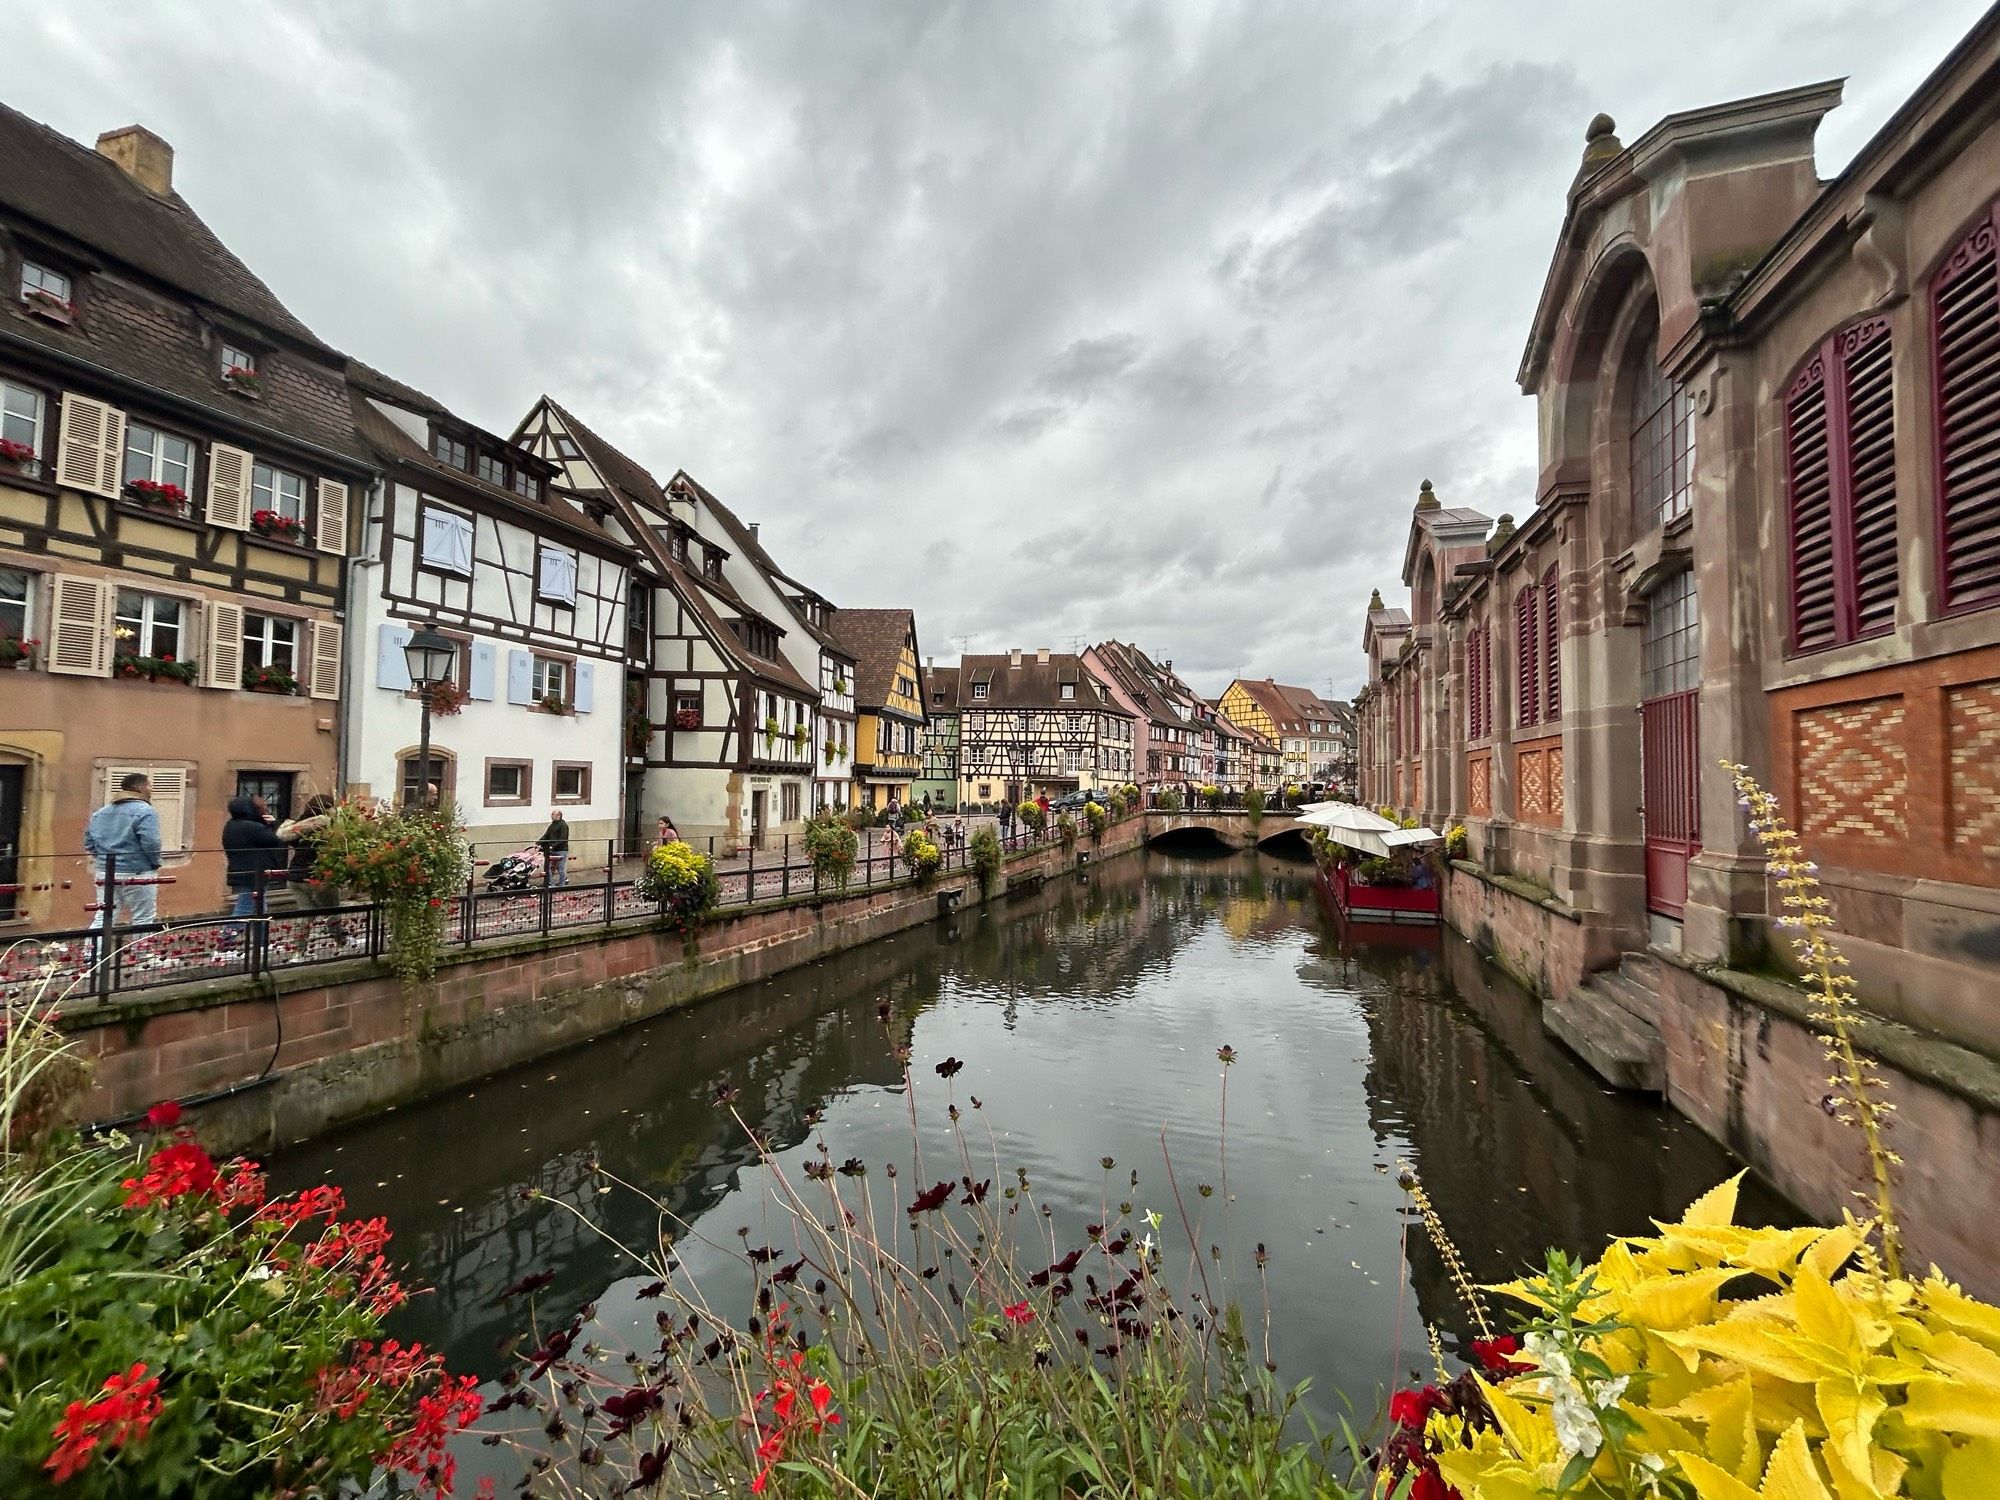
[1931,209,2000,612]
[1630,352,1695,531]
[1785,317,1897,651]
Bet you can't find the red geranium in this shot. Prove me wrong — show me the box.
[1470,1334,1532,1377]
[44,1362,162,1484]
[1389,1385,1441,1430]
[121,1141,220,1208]
[141,1099,182,1130]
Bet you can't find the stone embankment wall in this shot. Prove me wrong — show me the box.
[64,823,1145,1154]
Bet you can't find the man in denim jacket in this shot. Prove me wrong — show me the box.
[83,772,164,930]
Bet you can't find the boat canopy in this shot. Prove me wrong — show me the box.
[1297,802,1444,857]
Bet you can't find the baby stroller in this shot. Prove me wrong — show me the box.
[483,845,547,892]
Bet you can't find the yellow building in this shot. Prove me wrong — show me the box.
[829,607,926,812]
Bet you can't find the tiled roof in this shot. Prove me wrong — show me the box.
[928,664,961,711]
[1087,641,1185,728]
[957,653,1120,711]
[668,470,850,657]
[828,608,920,710]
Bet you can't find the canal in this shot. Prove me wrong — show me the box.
[272,846,1783,1429]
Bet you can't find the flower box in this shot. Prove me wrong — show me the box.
[673,708,701,731]
[23,287,72,323]
[114,655,198,685]
[222,365,264,398]
[539,691,572,716]
[0,438,38,474]
[126,479,189,515]
[424,679,467,716]
[241,663,299,695]
[0,633,39,669]
[250,509,304,543]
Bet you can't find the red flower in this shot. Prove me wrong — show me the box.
[1410,1464,1459,1500]
[1470,1334,1532,1376]
[1002,1302,1034,1326]
[45,1363,162,1483]
[1389,1385,1441,1431]
[121,1141,220,1208]
[142,1099,182,1130]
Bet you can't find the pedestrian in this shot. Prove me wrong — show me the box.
[997,800,1013,840]
[83,772,164,933]
[221,795,290,947]
[657,814,680,845]
[279,795,340,943]
[538,808,571,886]
[1036,791,1050,824]
[881,823,898,865]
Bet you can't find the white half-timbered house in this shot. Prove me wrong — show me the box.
[952,650,1133,808]
[511,400,817,853]
[343,366,628,864]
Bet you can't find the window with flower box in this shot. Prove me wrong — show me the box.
[251,463,306,524]
[1,381,44,471]
[531,656,569,707]
[121,422,195,512]
[0,568,31,653]
[114,589,184,662]
[1931,207,2000,612]
[673,691,702,730]
[20,261,71,316]
[220,344,258,378]
[242,612,297,690]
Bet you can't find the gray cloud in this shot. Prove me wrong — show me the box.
[8,0,1986,697]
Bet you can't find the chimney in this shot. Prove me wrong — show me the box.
[1036,647,1050,665]
[748,522,759,540]
[1009,648,1022,669]
[96,126,174,195]
[1163,660,1172,672]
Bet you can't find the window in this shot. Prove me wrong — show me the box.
[421,507,474,575]
[1930,209,2000,612]
[2,380,44,457]
[484,759,530,805]
[1630,351,1695,530]
[476,454,507,488]
[122,423,195,495]
[113,589,183,660]
[434,433,469,470]
[670,531,689,564]
[397,751,455,808]
[243,612,296,673]
[971,681,988,700]
[1785,318,1898,651]
[532,656,569,705]
[1514,585,1539,728]
[220,344,258,377]
[512,468,537,501]
[979,783,992,799]
[251,463,307,524]
[20,261,70,308]
[1059,682,1076,701]
[1641,570,1699,699]
[1542,565,1561,721]
[235,770,294,824]
[553,763,591,803]
[0,567,30,640]
[673,691,701,727]
[703,551,721,581]
[537,544,578,605]
[1466,626,1488,740]
[781,783,801,822]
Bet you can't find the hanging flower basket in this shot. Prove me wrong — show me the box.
[250,509,304,543]
[425,679,467,717]
[832,675,848,696]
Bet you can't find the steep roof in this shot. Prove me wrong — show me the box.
[667,469,852,658]
[957,653,1123,711]
[1088,641,1188,728]
[927,664,961,713]
[828,607,921,711]
[1228,678,1306,734]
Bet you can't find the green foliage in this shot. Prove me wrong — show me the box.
[1199,783,1223,810]
[803,810,859,893]
[843,805,876,830]
[1157,789,1184,812]
[1056,812,1077,848]
[969,827,1003,889]
[313,801,467,981]
[1444,822,1469,859]
[1084,801,1109,839]
[1244,787,1266,827]
[901,826,942,882]
[1016,801,1047,834]
[638,840,720,928]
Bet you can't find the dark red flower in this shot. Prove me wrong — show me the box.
[907,1181,954,1215]
[1389,1385,1441,1431]
[1002,1302,1034,1325]
[1470,1334,1532,1376]
[121,1141,220,1208]
[141,1099,182,1130]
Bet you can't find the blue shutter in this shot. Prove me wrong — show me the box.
[376,623,413,691]
[505,649,532,705]
[574,660,595,714]
[468,640,497,701]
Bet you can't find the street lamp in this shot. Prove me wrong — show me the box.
[404,621,457,809]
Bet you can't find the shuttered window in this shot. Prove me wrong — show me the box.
[1515,585,1539,728]
[102,765,189,859]
[1784,317,1898,652]
[1541,565,1561,721]
[1931,211,2000,612]
[1466,626,1486,740]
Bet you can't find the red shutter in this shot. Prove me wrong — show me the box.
[1932,213,2000,611]
[1515,586,1539,727]
[1785,354,1839,651]
[1841,321,1898,637]
[1468,627,1484,740]
[1542,565,1561,721]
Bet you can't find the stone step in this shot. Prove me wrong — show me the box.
[1596,969,1660,1025]
[1543,982,1665,1095]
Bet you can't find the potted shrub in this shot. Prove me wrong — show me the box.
[831,672,848,695]
[0,437,38,479]
[125,479,188,514]
[900,825,942,883]
[792,724,810,753]
[249,509,304,543]
[0,633,39,669]
[636,840,720,932]
[763,715,781,749]
[803,809,859,893]
[241,662,298,695]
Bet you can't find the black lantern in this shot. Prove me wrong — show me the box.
[406,622,457,810]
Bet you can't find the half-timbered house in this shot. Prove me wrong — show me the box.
[953,649,1133,807]
[511,400,817,852]
[916,662,961,811]
[0,114,374,928]
[1084,641,1194,791]
[343,366,628,863]
[829,609,927,813]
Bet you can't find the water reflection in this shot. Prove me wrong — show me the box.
[272,850,1782,1418]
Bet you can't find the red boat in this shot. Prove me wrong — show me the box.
[1317,860,1441,925]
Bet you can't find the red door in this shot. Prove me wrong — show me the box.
[1639,690,1700,918]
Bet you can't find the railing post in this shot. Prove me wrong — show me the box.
[604,839,616,927]
[462,862,476,947]
[96,851,117,1004]
[540,846,553,936]
[251,873,270,979]
[782,834,791,899]
[747,841,756,905]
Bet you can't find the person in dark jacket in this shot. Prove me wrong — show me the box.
[221,795,289,936]
[537,809,570,886]
[283,795,343,941]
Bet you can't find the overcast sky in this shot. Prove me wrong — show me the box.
[9,1,1980,696]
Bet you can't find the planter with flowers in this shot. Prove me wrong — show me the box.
[792,724,810,755]
[673,706,701,731]
[222,364,264,398]
[763,715,781,750]
[824,740,846,765]
[0,437,38,480]
[538,690,571,716]
[832,673,848,696]
[125,479,189,517]
[249,509,304,544]
[23,285,71,323]
[114,655,198,685]
[0,633,38,670]
[424,678,466,717]
[241,662,298,695]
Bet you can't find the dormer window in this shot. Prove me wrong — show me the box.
[1060,683,1076,701]
[971,682,989,701]
[704,551,721,581]
[511,468,537,501]
[20,261,72,320]
[434,433,469,471]
[220,344,258,376]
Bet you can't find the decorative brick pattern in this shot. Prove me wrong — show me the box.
[1795,698,1907,842]
[1947,680,2000,855]
[1513,736,1562,827]
[1518,747,1545,817]
[1549,747,1565,819]
[1468,751,1492,816]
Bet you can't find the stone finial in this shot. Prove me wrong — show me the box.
[1575,113,1622,188]
[1487,513,1516,556]
[1415,479,1440,511]
[1368,588,1384,611]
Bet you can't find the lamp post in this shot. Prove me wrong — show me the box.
[403,621,458,810]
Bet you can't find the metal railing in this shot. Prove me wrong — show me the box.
[0,816,1106,1009]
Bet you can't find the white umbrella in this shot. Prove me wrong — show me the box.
[1297,803,1440,857]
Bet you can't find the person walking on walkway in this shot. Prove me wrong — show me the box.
[657,814,679,846]
[84,772,163,932]
[538,809,571,886]
[221,795,289,946]
[281,795,342,944]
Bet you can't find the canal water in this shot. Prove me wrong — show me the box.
[272,847,1782,1427]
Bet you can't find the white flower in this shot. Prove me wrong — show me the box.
[1550,1384,1603,1458]
[1139,1232,1157,1261]
[1142,1209,1163,1232]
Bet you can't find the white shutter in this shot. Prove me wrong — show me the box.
[451,513,474,573]
[207,443,251,530]
[316,478,349,554]
[506,649,533,704]
[203,600,243,689]
[468,640,497,700]
[309,619,342,700]
[47,574,110,676]
[57,392,124,497]
[376,622,413,691]
[574,660,595,713]
[103,764,188,859]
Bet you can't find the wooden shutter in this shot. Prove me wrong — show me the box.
[467,640,497,700]
[574,660,595,713]
[1468,628,1485,740]
[1842,323,1898,637]
[316,478,349,555]
[309,619,342,700]
[208,443,251,530]
[56,392,124,497]
[202,599,243,689]
[47,574,110,676]
[1932,217,2000,611]
[1515,586,1539,727]
[1785,355,1838,652]
[1542,566,1561,721]
[376,622,413,691]
[506,649,533,704]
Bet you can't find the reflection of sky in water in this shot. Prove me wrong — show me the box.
[272,849,1783,1488]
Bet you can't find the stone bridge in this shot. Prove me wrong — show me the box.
[1141,808,1314,855]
